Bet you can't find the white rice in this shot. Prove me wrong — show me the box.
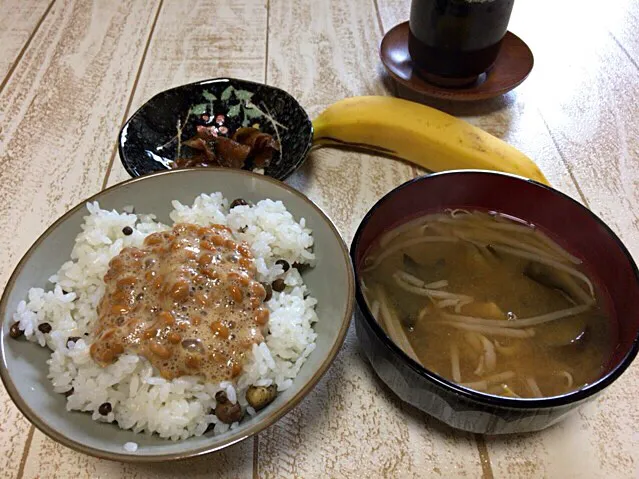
[13,193,318,441]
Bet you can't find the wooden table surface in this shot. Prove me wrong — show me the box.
[1,0,638,477]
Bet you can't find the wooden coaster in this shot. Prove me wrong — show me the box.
[380,22,534,101]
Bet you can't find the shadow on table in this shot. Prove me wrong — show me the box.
[285,147,317,192]
[358,338,569,451]
[130,439,252,477]
[357,342,476,442]
[381,71,517,118]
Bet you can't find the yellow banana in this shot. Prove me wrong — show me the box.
[312,96,549,185]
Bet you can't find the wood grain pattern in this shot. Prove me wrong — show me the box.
[0,0,53,88]
[0,389,31,479]
[609,0,639,68]
[105,0,269,188]
[0,0,160,272]
[21,431,253,479]
[256,0,483,477]
[0,0,161,477]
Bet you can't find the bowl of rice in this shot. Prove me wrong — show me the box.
[0,168,353,461]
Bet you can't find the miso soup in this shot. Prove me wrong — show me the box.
[361,209,614,398]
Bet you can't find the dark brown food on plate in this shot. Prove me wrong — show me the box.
[98,402,112,415]
[174,127,280,171]
[177,137,216,168]
[262,282,273,302]
[90,223,270,383]
[196,125,217,141]
[275,259,290,272]
[214,391,243,424]
[232,128,280,168]
[38,323,52,334]
[9,322,24,339]
[214,136,251,168]
[272,278,286,293]
[230,198,249,209]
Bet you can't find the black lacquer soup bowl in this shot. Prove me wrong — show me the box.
[351,171,639,434]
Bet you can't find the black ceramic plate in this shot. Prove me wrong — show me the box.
[118,78,313,180]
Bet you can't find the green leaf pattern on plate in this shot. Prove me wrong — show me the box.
[197,85,264,124]
[220,86,233,101]
[189,103,208,115]
[202,90,217,101]
[234,89,254,101]
[183,85,282,155]
[189,85,268,128]
[227,104,241,118]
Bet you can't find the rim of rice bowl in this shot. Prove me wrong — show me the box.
[0,169,354,462]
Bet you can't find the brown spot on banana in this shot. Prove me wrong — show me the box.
[311,96,551,185]
[312,136,396,155]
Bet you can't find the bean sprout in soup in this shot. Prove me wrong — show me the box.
[361,209,614,399]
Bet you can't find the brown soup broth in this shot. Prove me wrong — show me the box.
[361,210,616,398]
